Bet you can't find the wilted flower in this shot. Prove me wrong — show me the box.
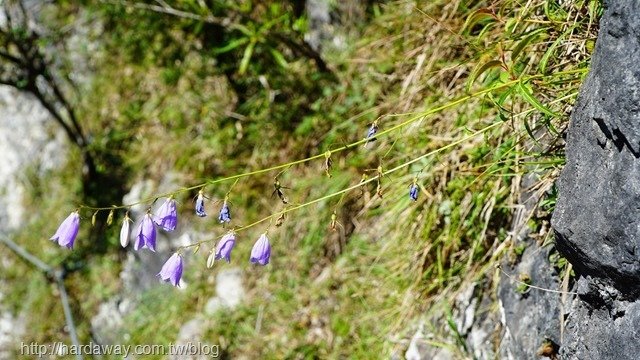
[409,183,419,202]
[106,209,115,226]
[134,213,157,252]
[50,211,80,249]
[195,190,206,217]
[250,233,271,265]
[154,197,178,231]
[120,213,131,248]
[157,253,183,287]
[324,151,333,178]
[215,232,236,263]
[218,201,231,223]
[329,211,338,232]
[206,251,216,269]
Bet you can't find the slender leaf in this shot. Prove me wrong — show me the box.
[238,41,256,75]
[517,80,559,118]
[461,9,497,34]
[213,37,249,54]
[467,59,503,91]
[539,27,573,74]
[269,48,288,68]
[511,27,550,62]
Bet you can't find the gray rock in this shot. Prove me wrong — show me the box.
[214,267,244,308]
[562,277,640,359]
[464,288,499,360]
[452,283,477,336]
[168,268,244,359]
[552,0,640,296]
[498,244,563,359]
[305,0,331,51]
[551,0,640,357]
[405,326,453,360]
[0,311,25,359]
[0,84,63,360]
[304,0,360,52]
[403,279,499,360]
[204,267,244,315]
[122,180,155,217]
[170,315,220,360]
[91,300,126,346]
[0,87,65,231]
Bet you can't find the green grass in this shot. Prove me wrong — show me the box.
[0,0,602,358]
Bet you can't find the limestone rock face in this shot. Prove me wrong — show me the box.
[552,0,640,296]
[552,0,640,357]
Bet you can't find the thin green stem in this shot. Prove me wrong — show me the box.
[78,68,586,212]
[181,120,503,250]
[180,88,579,250]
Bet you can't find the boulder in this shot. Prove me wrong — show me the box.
[552,0,640,357]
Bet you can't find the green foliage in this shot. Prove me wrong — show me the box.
[516,273,532,294]
[1,0,602,358]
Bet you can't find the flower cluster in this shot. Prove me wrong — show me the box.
[49,194,274,288]
[48,121,431,290]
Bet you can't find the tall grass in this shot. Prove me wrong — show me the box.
[1,0,600,358]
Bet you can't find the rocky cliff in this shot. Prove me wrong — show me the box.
[407,1,640,358]
[552,0,640,357]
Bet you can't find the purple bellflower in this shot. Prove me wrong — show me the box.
[250,233,271,265]
[134,213,157,251]
[215,232,236,263]
[195,190,206,217]
[154,197,178,231]
[50,211,80,249]
[409,183,419,202]
[218,201,231,223]
[158,253,183,287]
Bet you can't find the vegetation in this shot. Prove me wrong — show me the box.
[1,0,600,358]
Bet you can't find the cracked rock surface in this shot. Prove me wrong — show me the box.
[552,0,640,357]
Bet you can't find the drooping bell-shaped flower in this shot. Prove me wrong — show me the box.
[364,122,379,148]
[250,233,271,265]
[50,211,80,249]
[134,213,157,252]
[120,213,131,248]
[157,253,183,287]
[218,201,231,223]
[154,197,178,231]
[409,183,419,202]
[195,191,206,217]
[215,232,236,263]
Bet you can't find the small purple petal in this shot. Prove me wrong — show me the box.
[134,214,157,252]
[215,232,236,263]
[218,201,231,223]
[250,233,271,266]
[366,124,378,139]
[409,183,419,202]
[50,211,80,249]
[154,198,178,232]
[157,253,183,287]
[195,192,206,217]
